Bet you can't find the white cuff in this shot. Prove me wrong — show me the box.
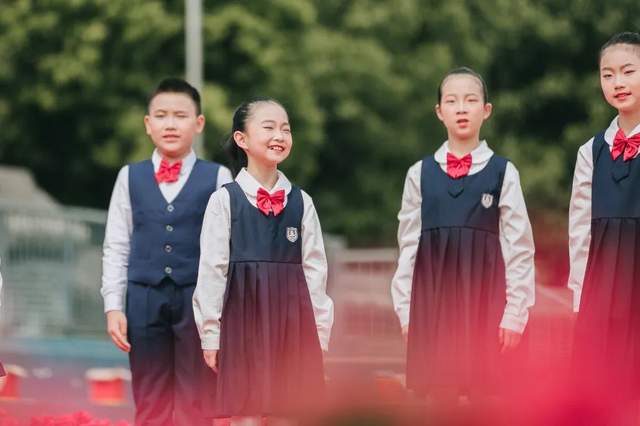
[499,311,528,334]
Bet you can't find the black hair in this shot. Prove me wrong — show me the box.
[224,97,285,176]
[437,67,489,103]
[599,32,640,63]
[148,77,202,115]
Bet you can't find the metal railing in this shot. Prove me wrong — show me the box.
[0,200,107,336]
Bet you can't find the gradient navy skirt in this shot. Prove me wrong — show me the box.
[406,227,506,393]
[207,261,325,418]
[573,217,640,397]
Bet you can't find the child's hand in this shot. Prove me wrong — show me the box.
[203,350,218,372]
[498,328,522,353]
[106,310,131,353]
[401,325,409,344]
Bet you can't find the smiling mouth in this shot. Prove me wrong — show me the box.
[615,92,631,99]
[269,146,285,152]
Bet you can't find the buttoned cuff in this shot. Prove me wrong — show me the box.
[200,335,220,351]
[103,294,125,313]
[572,289,582,313]
[397,309,410,329]
[499,311,528,334]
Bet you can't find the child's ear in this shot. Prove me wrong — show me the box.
[196,114,205,133]
[143,115,152,135]
[483,102,493,120]
[233,130,248,150]
[435,104,444,122]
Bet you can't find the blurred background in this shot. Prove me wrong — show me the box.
[0,0,638,422]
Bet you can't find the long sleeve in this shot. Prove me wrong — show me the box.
[391,161,422,328]
[0,257,3,308]
[216,166,234,189]
[300,191,334,351]
[498,162,536,333]
[193,189,231,350]
[101,167,133,312]
[568,139,594,312]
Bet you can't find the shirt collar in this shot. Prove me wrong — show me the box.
[152,149,196,174]
[235,168,292,198]
[434,140,493,164]
[604,116,640,145]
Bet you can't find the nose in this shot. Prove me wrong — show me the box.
[165,115,177,129]
[273,129,284,141]
[614,73,625,89]
[456,100,467,114]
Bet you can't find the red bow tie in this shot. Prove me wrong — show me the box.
[446,152,472,179]
[155,159,182,183]
[256,188,285,216]
[612,129,640,162]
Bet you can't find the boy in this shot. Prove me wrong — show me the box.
[101,78,232,425]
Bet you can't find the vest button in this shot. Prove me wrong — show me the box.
[164,244,173,253]
[164,266,172,274]
[166,225,174,232]
[167,204,175,212]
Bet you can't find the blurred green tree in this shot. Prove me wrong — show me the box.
[0,0,638,247]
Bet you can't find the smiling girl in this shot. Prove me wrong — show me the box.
[391,67,535,399]
[193,98,334,424]
[569,32,640,400]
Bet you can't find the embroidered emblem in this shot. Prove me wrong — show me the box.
[286,227,299,243]
[481,193,494,208]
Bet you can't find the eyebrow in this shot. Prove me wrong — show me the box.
[442,93,481,97]
[601,63,637,71]
[261,120,290,126]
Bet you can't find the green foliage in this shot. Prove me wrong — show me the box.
[0,0,639,244]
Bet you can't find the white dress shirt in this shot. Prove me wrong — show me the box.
[193,168,334,351]
[391,141,536,333]
[100,149,233,312]
[568,116,640,312]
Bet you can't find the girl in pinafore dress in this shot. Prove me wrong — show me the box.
[569,32,640,400]
[391,67,535,399]
[193,98,334,424]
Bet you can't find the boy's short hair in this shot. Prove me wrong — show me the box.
[148,77,202,115]
[600,32,640,62]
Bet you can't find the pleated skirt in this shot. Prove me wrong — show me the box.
[573,218,640,398]
[406,227,506,393]
[207,261,325,418]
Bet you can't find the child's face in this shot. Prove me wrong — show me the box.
[234,102,292,168]
[435,74,492,142]
[144,92,204,159]
[600,44,640,116]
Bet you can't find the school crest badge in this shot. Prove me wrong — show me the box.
[481,193,494,208]
[286,227,299,243]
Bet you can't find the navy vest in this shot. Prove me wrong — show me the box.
[226,182,303,264]
[127,159,220,286]
[592,131,640,219]
[420,154,507,234]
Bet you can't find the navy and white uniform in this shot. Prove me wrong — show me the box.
[193,168,334,418]
[101,149,232,426]
[569,117,640,397]
[392,141,535,393]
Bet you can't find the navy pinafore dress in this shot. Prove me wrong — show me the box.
[573,131,640,397]
[406,154,508,393]
[210,182,325,417]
